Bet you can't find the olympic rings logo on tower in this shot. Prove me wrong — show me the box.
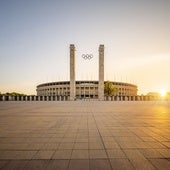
[82,54,93,60]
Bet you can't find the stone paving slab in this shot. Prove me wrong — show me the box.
[0,101,170,169]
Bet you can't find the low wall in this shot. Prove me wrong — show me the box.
[0,95,166,101]
[0,95,70,101]
[104,95,158,101]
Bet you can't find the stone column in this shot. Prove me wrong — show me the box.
[98,45,104,100]
[70,44,76,101]
[2,95,5,101]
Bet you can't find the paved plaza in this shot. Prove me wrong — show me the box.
[0,101,169,170]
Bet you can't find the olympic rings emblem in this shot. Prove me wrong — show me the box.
[82,54,93,60]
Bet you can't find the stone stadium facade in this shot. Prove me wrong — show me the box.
[36,81,137,100]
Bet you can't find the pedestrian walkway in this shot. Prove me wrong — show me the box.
[0,101,169,169]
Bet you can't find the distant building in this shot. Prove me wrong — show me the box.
[147,92,160,100]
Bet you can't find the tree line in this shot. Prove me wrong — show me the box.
[0,92,27,96]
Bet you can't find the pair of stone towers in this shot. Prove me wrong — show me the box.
[70,44,104,100]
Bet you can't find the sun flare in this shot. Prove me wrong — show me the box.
[159,89,167,97]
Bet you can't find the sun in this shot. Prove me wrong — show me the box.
[159,89,167,97]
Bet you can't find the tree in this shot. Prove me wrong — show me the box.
[104,81,118,100]
[4,92,26,96]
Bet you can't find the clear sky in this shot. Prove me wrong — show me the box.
[0,0,170,95]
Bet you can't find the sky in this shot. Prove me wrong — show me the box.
[0,0,170,95]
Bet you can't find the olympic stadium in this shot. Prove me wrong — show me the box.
[36,44,138,100]
[36,81,137,100]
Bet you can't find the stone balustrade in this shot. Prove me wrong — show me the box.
[0,95,168,101]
